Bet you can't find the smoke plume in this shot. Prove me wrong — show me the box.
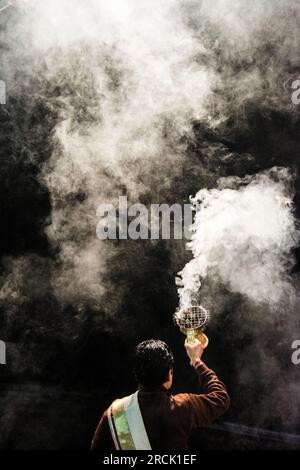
[0,0,300,448]
[177,167,299,310]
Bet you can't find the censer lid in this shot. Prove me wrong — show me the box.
[174,305,208,334]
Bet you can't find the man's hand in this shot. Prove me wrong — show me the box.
[184,338,204,368]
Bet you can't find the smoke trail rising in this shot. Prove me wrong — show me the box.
[1,0,300,309]
[177,168,299,310]
[0,0,300,448]
[1,0,215,307]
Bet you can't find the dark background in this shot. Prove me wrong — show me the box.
[0,1,300,450]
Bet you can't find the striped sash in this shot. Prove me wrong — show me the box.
[108,391,152,450]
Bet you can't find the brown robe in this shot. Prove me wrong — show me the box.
[91,361,230,450]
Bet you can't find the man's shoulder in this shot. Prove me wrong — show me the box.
[170,392,194,408]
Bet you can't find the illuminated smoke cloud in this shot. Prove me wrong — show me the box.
[1,0,299,308]
[0,0,300,440]
[1,0,214,305]
[177,168,299,310]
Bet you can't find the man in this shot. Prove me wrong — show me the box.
[91,338,230,450]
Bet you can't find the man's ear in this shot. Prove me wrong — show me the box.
[163,369,173,389]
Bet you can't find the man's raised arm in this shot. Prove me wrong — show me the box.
[180,339,230,429]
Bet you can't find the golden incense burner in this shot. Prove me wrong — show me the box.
[174,305,209,347]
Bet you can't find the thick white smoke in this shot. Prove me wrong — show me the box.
[2,0,300,308]
[2,0,214,304]
[177,168,299,310]
[1,0,300,442]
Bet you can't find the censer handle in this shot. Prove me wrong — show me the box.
[186,330,196,344]
[186,330,209,348]
[196,331,209,349]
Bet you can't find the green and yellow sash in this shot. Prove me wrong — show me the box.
[108,391,152,450]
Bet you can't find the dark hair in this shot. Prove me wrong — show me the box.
[134,339,174,388]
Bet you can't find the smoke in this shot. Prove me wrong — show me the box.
[177,167,299,310]
[0,0,300,447]
[176,166,300,431]
[1,0,300,308]
[1,0,215,306]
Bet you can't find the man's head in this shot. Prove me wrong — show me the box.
[134,339,174,389]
